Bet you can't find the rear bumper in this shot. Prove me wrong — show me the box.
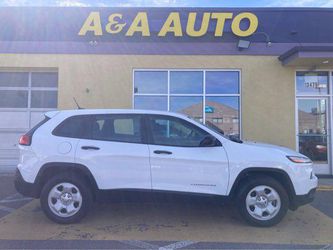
[290,188,316,210]
[14,169,40,198]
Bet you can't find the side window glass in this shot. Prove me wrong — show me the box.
[53,115,91,138]
[149,116,208,147]
[114,119,135,135]
[91,115,142,143]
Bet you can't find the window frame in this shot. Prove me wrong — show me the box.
[144,114,221,147]
[133,69,242,139]
[295,70,333,175]
[52,114,148,145]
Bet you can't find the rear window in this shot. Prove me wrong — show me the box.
[52,114,143,143]
[27,116,50,137]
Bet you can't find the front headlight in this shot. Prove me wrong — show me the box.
[287,155,312,164]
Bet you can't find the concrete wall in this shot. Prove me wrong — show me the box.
[0,54,296,149]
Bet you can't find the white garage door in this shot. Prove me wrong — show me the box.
[0,71,58,171]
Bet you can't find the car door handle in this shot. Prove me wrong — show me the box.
[153,150,172,155]
[81,146,100,150]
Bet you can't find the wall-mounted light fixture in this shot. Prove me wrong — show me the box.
[254,32,272,47]
[237,31,272,50]
[237,40,251,50]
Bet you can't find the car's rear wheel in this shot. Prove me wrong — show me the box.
[40,173,93,224]
[237,176,289,227]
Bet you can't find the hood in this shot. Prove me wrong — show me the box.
[243,141,304,157]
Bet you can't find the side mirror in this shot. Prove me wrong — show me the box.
[229,134,243,143]
[199,135,221,147]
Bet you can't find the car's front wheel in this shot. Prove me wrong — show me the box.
[237,176,289,227]
[40,173,93,224]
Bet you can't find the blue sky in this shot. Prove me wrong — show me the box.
[1,0,333,7]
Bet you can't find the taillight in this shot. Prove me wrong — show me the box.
[19,134,31,146]
[17,116,50,146]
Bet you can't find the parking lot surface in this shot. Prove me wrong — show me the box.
[0,173,332,249]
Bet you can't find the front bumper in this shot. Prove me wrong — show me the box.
[14,169,40,198]
[290,188,316,210]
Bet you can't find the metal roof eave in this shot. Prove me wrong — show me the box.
[279,46,333,66]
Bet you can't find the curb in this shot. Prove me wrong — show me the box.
[317,185,333,191]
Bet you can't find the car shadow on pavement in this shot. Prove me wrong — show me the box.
[1,190,332,245]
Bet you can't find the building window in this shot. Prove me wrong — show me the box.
[212,118,223,123]
[296,71,329,95]
[0,71,58,109]
[232,117,239,123]
[296,71,329,165]
[134,71,168,94]
[0,71,58,127]
[134,69,240,138]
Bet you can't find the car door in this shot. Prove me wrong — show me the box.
[146,115,229,195]
[75,114,151,190]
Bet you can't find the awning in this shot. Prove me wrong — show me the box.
[278,46,333,67]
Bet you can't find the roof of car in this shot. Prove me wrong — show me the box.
[47,109,189,119]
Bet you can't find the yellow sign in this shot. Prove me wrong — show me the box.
[78,11,258,38]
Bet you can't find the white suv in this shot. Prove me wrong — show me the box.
[15,109,317,226]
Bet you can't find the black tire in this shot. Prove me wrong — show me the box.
[40,173,93,224]
[236,175,289,227]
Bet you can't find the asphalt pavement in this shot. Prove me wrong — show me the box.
[0,173,332,249]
